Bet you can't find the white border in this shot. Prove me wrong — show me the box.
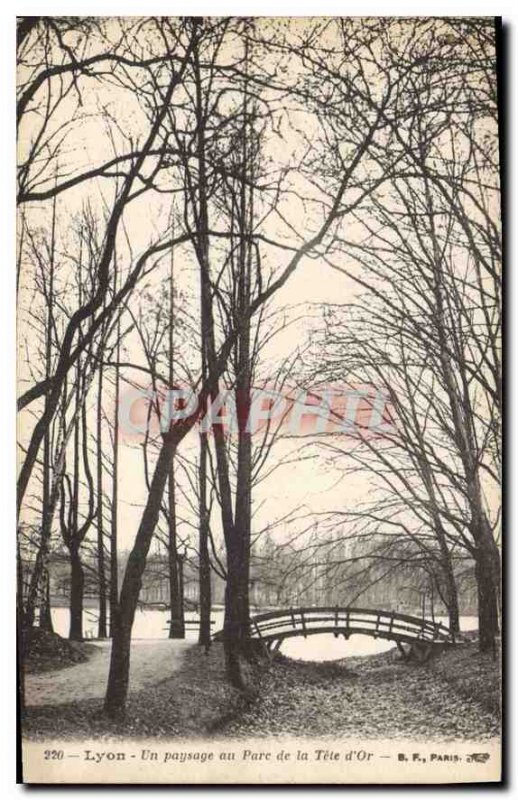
[2,4,516,796]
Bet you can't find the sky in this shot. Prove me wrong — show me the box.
[17,18,376,560]
[16,16,500,571]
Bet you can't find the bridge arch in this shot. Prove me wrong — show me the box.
[215,606,454,662]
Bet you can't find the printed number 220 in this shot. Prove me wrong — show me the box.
[44,750,64,760]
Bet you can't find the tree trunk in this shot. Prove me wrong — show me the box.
[223,562,246,689]
[167,251,184,639]
[104,437,175,717]
[178,555,185,632]
[189,23,257,685]
[198,433,212,650]
[68,344,83,642]
[229,48,255,659]
[109,314,120,636]
[103,604,132,719]
[234,399,252,652]
[96,365,108,638]
[447,592,460,638]
[69,545,84,641]
[441,550,460,635]
[24,516,52,629]
[168,457,184,638]
[25,426,70,631]
[39,568,54,633]
[17,544,26,713]
[26,195,56,631]
[475,537,500,654]
[38,193,56,638]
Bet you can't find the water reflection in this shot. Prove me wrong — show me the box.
[280,633,395,661]
[280,616,478,661]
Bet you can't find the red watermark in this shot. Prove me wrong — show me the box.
[118,382,396,442]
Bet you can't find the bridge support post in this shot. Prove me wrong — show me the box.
[410,642,433,663]
[396,641,410,661]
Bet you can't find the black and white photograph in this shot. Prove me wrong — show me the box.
[15,12,502,784]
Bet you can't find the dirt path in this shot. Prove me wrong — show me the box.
[25,639,193,708]
[22,640,500,743]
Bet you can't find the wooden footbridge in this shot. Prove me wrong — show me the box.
[216,606,455,662]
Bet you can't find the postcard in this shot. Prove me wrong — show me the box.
[17,15,502,784]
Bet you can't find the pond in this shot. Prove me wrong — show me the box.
[280,616,478,661]
[49,607,478,661]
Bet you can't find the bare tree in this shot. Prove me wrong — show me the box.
[289,18,500,651]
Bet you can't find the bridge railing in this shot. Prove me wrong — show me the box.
[249,607,453,644]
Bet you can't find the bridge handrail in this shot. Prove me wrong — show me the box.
[249,607,452,642]
[252,619,450,643]
[252,606,449,631]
